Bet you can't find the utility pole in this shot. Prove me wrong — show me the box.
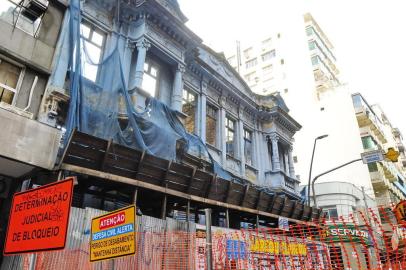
[361,186,372,225]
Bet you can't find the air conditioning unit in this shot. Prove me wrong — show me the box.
[21,0,49,22]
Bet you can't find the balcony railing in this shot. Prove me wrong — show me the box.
[353,95,387,144]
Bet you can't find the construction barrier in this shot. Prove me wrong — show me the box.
[1,204,406,269]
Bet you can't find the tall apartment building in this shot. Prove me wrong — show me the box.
[225,13,343,182]
[226,13,340,99]
[226,12,406,206]
[352,94,406,205]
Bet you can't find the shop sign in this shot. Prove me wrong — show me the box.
[394,200,406,226]
[325,225,371,244]
[4,178,74,255]
[90,205,136,262]
[249,238,307,256]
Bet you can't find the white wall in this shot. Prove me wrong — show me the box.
[294,87,374,193]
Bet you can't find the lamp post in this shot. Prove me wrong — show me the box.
[311,158,362,207]
[307,134,328,206]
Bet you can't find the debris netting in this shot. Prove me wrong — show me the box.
[64,0,231,180]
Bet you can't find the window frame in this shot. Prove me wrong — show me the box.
[245,58,258,69]
[142,59,160,97]
[79,21,106,82]
[243,127,253,166]
[0,55,25,106]
[225,115,236,157]
[261,50,276,62]
[206,103,218,147]
[182,88,197,134]
[322,207,339,220]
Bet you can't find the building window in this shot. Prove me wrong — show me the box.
[182,89,196,134]
[245,58,257,69]
[0,58,23,105]
[244,128,253,166]
[306,27,314,36]
[280,59,285,65]
[142,60,159,97]
[0,0,45,36]
[361,136,377,150]
[261,50,276,61]
[367,162,378,172]
[284,88,288,94]
[293,156,298,163]
[206,104,217,147]
[311,56,319,66]
[80,22,105,82]
[277,33,281,38]
[322,207,339,220]
[225,116,235,157]
[308,41,316,50]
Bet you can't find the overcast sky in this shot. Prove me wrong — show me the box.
[178,0,406,136]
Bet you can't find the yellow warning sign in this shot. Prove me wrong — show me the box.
[385,147,400,162]
[90,205,136,262]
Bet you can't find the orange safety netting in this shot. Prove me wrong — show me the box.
[1,204,405,270]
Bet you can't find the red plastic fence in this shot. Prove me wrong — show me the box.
[1,204,405,270]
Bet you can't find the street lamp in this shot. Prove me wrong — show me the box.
[311,158,362,207]
[307,134,328,206]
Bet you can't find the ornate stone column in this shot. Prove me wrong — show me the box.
[219,96,227,165]
[237,108,245,176]
[171,63,186,112]
[133,38,151,90]
[288,146,296,178]
[198,80,208,143]
[270,133,281,171]
[122,39,136,87]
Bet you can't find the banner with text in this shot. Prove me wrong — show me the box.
[90,205,136,262]
[4,178,74,255]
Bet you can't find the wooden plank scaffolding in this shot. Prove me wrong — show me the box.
[61,131,322,226]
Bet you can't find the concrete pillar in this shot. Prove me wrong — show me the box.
[48,9,71,88]
[133,38,151,90]
[171,63,186,112]
[237,118,245,176]
[288,146,296,178]
[270,133,281,171]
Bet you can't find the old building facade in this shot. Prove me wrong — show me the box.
[0,0,316,261]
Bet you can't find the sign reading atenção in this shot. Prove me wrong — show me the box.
[90,205,136,262]
[4,178,74,255]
